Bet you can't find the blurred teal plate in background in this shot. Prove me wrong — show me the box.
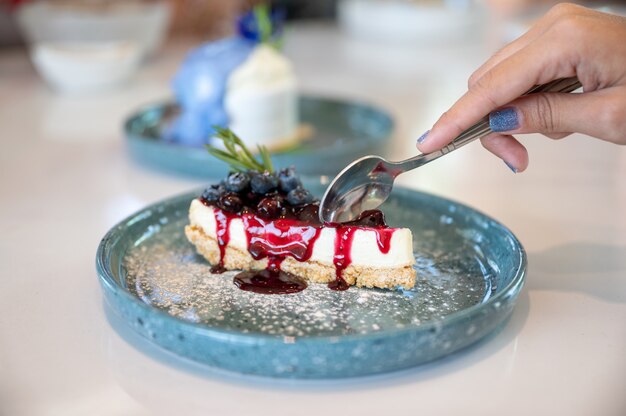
[124,96,394,178]
[96,182,526,379]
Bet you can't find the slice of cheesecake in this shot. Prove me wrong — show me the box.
[185,198,416,292]
[184,128,416,294]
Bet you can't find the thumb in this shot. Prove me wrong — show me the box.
[489,89,624,143]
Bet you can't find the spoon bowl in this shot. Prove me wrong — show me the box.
[319,155,395,223]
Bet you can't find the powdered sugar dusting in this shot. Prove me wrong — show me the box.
[123,215,493,337]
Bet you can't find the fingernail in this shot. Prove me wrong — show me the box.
[504,161,518,173]
[489,107,519,132]
[417,130,430,144]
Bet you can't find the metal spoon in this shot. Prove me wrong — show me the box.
[319,77,582,223]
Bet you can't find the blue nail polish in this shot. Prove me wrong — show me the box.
[504,161,517,173]
[417,130,430,144]
[489,108,519,132]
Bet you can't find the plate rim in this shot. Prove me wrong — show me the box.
[124,94,394,150]
[96,186,527,344]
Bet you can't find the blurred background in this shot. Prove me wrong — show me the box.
[0,0,624,168]
[3,3,626,415]
[2,0,623,47]
[3,0,623,87]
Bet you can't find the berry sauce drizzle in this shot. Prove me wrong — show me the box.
[210,209,232,274]
[201,198,394,294]
[375,231,393,254]
[244,216,322,262]
[329,226,355,291]
[233,257,307,294]
[372,162,403,179]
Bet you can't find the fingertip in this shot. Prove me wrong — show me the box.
[416,129,430,147]
[415,120,462,153]
[415,129,438,153]
[480,133,529,173]
[516,150,529,172]
[505,144,529,173]
[510,156,528,173]
[503,160,518,173]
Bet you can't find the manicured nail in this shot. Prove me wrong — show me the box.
[417,130,430,144]
[504,161,517,173]
[489,107,519,132]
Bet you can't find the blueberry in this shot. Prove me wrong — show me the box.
[256,196,284,220]
[225,171,250,193]
[201,184,222,202]
[278,166,301,193]
[295,203,321,224]
[286,187,314,206]
[218,192,243,213]
[243,190,260,205]
[250,171,278,194]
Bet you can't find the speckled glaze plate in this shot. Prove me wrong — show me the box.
[96,183,526,379]
[124,96,393,178]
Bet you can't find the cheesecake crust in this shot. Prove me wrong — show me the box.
[185,225,416,290]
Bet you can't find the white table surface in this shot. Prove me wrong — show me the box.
[1,23,625,416]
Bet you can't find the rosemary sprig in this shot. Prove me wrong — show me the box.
[254,4,273,45]
[205,127,274,173]
[253,3,282,49]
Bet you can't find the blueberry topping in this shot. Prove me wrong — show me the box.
[278,166,302,193]
[218,192,243,213]
[286,187,314,206]
[225,171,250,192]
[257,196,284,220]
[244,190,260,206]
[201,167,327,219]
[295,204,321,225]
[250,171,278,194]
[201,184,222,202]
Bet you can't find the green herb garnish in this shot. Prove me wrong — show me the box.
[205,127,274,173]
[253,3,282,49]
[254,4,273,44]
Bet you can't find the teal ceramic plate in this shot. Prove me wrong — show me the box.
[96,183,526,379]
[124,96,393,178]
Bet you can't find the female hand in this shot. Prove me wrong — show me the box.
[416,3,626,172]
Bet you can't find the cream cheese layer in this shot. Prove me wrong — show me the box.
[189,199,415,268]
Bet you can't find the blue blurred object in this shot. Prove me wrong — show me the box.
[237,6,286,43]
[167,6,288,146]
[167,37,254,145]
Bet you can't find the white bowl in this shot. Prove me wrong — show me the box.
[30,41,142,93]
[338,0,485,44]
[16,0,171,60]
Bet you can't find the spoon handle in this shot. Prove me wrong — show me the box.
[397,77,582,171]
